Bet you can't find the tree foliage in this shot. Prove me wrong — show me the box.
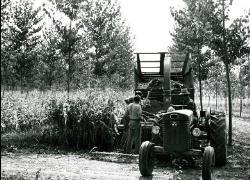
[170,0,250,97]
[82,0,134,87]
[4,0,44,91]
[1,0,11,87]
[1,0,134,90]
[207,0,249,145]
[209,6,250,64]
[170,0,218,110]
[39,27,63,89]
[43,0,85,95]
[170,0,250,145]
[238,55,250,98]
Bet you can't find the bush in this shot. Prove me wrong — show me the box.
[45,98,120,151]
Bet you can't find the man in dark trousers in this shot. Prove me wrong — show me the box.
[125,95,142,154]
[120,97,133,152]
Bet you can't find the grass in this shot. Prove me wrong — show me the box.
[1,173,28,180]
[1,131,42,148]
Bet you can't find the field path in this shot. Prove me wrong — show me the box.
[1,116,250,180]
[1,152,180,180]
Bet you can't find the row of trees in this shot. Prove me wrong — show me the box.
[1,0,134,94]
[170,0,250,145]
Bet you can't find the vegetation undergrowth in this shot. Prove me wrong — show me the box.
[1,89,249,152]
[1,89,133,151]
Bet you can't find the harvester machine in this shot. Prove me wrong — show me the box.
[120,52,227,180]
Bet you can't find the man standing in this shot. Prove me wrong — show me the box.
[126,95,142,154]
[179,88,198,117]
[120,97,133,152]
[135,90,151,108]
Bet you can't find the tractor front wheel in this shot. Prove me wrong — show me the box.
[202,146,215,180]
[139,141,155,176]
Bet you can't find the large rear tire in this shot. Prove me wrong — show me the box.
[202,146,215,180]
[139,141,155,176]
[210,111,227,166]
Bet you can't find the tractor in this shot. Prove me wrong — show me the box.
[131,52,227,180]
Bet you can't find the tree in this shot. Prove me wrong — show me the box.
[208,0,250,145]
[82,0,134,88]
[0,0,10,38]
[7,0,43,92]
[171,0,250,146]
[39,27,62,90]
[237,55,250,116]
[205,55,225,110]
[43,0,84,98]
[170,0,216,110]
[1,0,12,90]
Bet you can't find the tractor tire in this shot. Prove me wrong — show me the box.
[202,146,215,180]
[139,141,155,176]
[210,111,227,166]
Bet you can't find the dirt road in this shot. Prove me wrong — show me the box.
[1,116,250,180]
[1,151,249,180]
[1,152,177,180]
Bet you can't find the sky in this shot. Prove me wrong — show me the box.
[117,0,250,52]
[33,0,250,52]
[118,0,185,52]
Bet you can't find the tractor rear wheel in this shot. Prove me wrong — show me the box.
[210,111,227,166]
[139,141,155,176]
[202,146,215,180]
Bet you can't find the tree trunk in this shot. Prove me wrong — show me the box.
[225,93,227,114]
[199,80,203,111]
[67,72,70,101]
[240,98,242,117]
[67,20,72,101]
[215,83,218,110]
[25,89,29,99]
[21,74,24,94]
[1,85,5,100]
[198,54,203,111]
[221,0,232,146]
[225,62,232,146]
[239,84,244,117]
[208,95,210,107]
[49,80,53,92]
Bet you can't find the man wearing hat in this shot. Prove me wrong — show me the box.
[180,88,197,117]
[125,95,142,154]
[135,90,151,108]
[135,90,143,97]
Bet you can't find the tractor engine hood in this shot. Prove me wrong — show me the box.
[162,109,193,153]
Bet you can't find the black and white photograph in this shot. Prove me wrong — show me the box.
[1,0,250,179]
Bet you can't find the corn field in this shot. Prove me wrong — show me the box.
[2,89,249,151]
[1,89,133,151]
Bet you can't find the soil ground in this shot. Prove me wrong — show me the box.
[1,116,250,180]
